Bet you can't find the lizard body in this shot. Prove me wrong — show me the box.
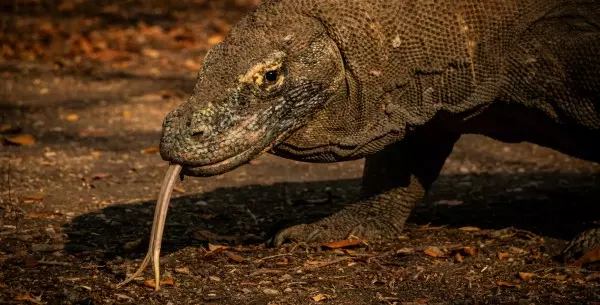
[160,0,600,258]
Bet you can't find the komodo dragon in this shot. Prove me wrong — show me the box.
[160,0,600,258]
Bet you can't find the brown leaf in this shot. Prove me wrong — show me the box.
[396,247,415,255]
[497,252,510,260]
[312,294,329,302]
[224,250,246,263]
[459,226,481,232]
[5,134,36,146]
[518,272,535,281]
[175,267,191,275]
[415,298,430,304]
[65,114,79,121]
[23,194,44,201]
[572,246,600,267]
[585,273,600,282]
[454,252,463,263]
[461,246,477,256]
[423,246,444,258]
[142,146,160,154]
[143,278,175,288]
[26,211,63,219]
[323,239,367,249]
[78,128,107,137]
[0,123,21,134]
[544,274,567,281]
[90,173,111,180]
[496,281,516,287]
[14,292,42,304]
[142,48,160,58]
[208,243,229,251]
[207,34,225,46]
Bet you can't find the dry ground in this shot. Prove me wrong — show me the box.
[1,1,599,304]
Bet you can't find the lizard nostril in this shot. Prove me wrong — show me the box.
[190,124,210,138]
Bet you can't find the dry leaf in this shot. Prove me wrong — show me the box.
[0,123,22,134]
[544,274,567,281]
[23,194,44,201]
[459,226,481,232]
[208,34,225,46]
[208,243,229,251]
[90,173,111,180]
[142,48,160,58]
[175,267,191,275]
[224,250,246,263]
[496,281,516,287]
[415,298,430,304]
[143,278,175,288]
[5,134,36,146]
[572,246,600,267]
[312,294,329,302]
[585,273,600,281]
[142,146,160,154]
[497,252,510,260]
[323,239,367,249]
[518,272,535,281]
[454,252,463,263]
[14,292,42,304]
[65,114,79,121]
[396,247,415,255]
[423,246,444,258]
[462,246,477,256]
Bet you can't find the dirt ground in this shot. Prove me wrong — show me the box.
[1,1,599,304]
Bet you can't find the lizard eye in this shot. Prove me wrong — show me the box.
[264,70,278,82]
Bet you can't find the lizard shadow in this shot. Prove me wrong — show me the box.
[63,171,599,262]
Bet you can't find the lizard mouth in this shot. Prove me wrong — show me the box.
[177,130,286,177]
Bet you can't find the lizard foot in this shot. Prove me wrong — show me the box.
[272,210,405,246]
[561,228,600,265]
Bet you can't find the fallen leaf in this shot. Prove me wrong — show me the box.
[459,226,481,232]
[396,247,415,255]
[208,243,229,251]
[454,252,463,263]
[496,281,516,287]
[0,123,21,134]
[90,173,111,180]
[518,272,535,281]
[572,246,600,267]
[585,273,600,281]
[312,294,329,302]
[26,211,63,219]
[544,274,567,281]
[5,134,36,146]
[415,298,430,304]
[207,34,225,46]
[65,114,79,121]
[143,278,175,288]
[142,146,160,154]
[122,110,132,118]
[497,252,510,260]
[323,239,367,249]
[78,128,107,137]
[173,185,185,193]
[423,246,444,258]
[142,48,160,58]
[23,194,44,201]
[184,59,201,70]
[461,246,477,256]
[14,292,42,304]
[175,267,191,275]
[224,251,246,263]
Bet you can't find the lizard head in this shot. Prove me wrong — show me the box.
[159,4,346,176]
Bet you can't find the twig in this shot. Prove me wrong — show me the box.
[38,260,73,266]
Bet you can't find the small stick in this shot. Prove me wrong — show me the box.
[117,163,182,291]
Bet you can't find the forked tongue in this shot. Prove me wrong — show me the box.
[117,163,182,291]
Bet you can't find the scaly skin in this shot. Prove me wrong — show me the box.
[160,0,600,259]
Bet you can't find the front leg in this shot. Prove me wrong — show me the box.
[273,132,460,245]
